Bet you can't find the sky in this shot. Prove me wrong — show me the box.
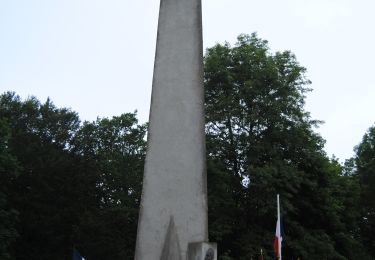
[1,0,374,162]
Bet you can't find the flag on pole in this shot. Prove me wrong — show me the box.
[273,194,282,260]
[72,249,85,260]
[259,248,264,260]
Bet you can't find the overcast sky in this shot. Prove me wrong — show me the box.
[1,0,374,162]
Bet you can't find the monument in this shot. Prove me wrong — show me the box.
[134,0,216,259]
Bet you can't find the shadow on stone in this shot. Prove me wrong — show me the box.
[160,217,182,260]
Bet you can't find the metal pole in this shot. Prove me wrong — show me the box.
[277,194,282,260]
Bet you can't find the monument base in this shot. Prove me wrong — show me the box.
[187,242,217,260]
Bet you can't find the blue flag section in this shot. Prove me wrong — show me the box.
[72,249,85,260]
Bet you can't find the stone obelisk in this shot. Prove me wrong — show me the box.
[134,0,214,259]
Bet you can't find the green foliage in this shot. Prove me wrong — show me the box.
[0,92,146,259]
[71,113,146,259]
[1,92,93,259]
[204,33,371,259]
[0,118,19,259]
[355,125,375,256]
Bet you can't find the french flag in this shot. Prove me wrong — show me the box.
[273,194,282,260]
[72,249,85,260]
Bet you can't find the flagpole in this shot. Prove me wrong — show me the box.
[277,194,282,260]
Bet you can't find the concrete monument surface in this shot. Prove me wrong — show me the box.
[134,0,216,259]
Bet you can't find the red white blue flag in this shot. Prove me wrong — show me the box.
[273,194,282,260]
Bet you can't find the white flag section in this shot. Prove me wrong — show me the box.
[273,194,282,260]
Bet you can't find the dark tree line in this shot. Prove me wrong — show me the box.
[204,34,373,260]
[0,94,146,259]
[0,33,374,259]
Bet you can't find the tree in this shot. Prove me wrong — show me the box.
[71,113,147,259]
[0,118,19,260]
[0,92,96,259]
[204,33,370,259]
[0,92,147,259]
[355,124,375,256]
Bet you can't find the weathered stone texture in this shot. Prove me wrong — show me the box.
[134,0,207,259]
